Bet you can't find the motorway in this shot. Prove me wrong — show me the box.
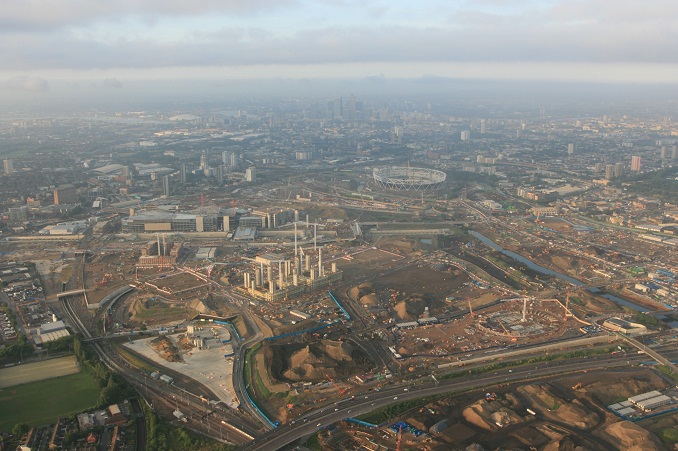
[241,351,661,451]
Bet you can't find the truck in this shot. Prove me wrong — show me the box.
[173,409,187,422]
[160,374,174,384]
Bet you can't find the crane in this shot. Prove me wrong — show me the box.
[325,373,348,396]
[467,297,474,318]
[498,320,517,341]
[396,424,403,451]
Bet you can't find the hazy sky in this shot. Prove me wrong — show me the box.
[2,0,678,93]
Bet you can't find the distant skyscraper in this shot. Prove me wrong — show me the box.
[567,143,575,155]
[660,146,668,160]
[245,167,256,183]
[3,159,13,175]
[391,126,403,144]
[605,164,615,180]
[222,150,228,164]
[346,95,357,121]
[615,162,624,177]
[121,166,130,177]
[162,175,170,197]
[673,146,678,161]
[200,151,209,175]
[333,97,343,120]
[630,156,641,172]
[460,130,470,141]
[216,165,224,185]
[480,120,487,134]
[594,163,603,173]
[180,164,187,183]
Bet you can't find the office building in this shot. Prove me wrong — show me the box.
[200,151,209,175]
[631,156,641,172]
[180,164,187,183]
[568,143,575,155]
[333,97,343,120]
[53,185,78,205]
[615,162,624,177]
[460,130,470,141]
[216,165,224,185]
[8,206,28,222]
[245,167,256,183]
[480,120,487,134]
[391,126,403,145]
[3,159,13,175]
[162,175,170,197]
[605,164,615,180]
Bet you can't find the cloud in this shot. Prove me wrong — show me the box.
[4,75,49,92]
[0,0,295,31]
[103,78,123,88]
[0,0,677,83]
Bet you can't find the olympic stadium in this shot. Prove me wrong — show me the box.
[372,166,446,191]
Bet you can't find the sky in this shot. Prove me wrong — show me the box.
[2,0,678,95]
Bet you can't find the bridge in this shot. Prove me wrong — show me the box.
[46,289,89,302]
[617,333,678,375]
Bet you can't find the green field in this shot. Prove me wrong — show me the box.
[0,366,100,432]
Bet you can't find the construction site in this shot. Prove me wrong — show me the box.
[311,368,678,451]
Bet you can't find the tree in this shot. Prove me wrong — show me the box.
[12,422,30,437]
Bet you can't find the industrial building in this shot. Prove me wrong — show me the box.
[242,247,342,302]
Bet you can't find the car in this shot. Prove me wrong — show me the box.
[334,408,338,411]
[404,388,408,391]
[371,403,375,406]
[393,396,398,400]
[316,423,322,427]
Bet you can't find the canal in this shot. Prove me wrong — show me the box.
[469,231,648,312]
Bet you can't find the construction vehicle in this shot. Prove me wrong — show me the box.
[572,382,583,390]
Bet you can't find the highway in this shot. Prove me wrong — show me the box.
[241,351,653,451]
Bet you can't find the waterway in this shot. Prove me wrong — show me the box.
[469,230,648,312]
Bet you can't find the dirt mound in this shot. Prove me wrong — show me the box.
[462,399,523,431]
[601,421,664,451]
[270,340,374,383]
[394,295,427,320]
[541,436,584,451]
[188,298,211,314]
[360,293,379,307]
[350,283,374,299]
[583,373,668,405]
[148,336,183,363]
[521,384,598,429]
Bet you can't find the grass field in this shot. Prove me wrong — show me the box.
[0,366,100,432]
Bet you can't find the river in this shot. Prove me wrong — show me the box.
[469,231,648,312]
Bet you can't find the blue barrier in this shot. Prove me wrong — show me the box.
[242,374,277,428]
[328,290,351,320]
[346,417,378,428]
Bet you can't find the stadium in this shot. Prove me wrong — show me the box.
[372,166,446,191]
